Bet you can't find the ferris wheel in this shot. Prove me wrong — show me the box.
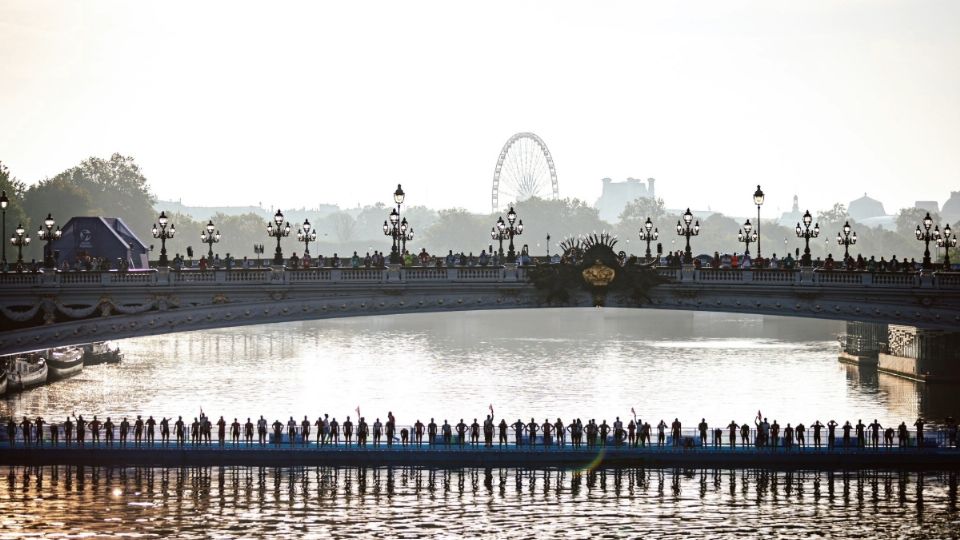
[491,132,559,213]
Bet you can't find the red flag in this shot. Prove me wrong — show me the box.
[756,410,762,421]
[489,404,494,416]
[356,406,361,418]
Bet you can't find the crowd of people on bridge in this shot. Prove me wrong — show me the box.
[4,412,958,451]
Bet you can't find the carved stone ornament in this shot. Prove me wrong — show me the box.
[581,260,616,287]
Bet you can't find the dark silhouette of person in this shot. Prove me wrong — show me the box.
[914,418,925,447]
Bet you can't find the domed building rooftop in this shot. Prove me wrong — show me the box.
[848,193,887,221]
[942,191,960,225]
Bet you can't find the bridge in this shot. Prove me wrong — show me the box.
[1,266,959,356]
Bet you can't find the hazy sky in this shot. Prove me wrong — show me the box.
[1,1,958,217]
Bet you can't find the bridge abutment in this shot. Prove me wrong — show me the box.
[838,321,888,367]
[878,325,960,383]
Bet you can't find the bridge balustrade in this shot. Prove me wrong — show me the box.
[454,267,504,281]
[403,268,449,281]
[695,269,744,282]
[750,270,799,283]
[336,268,385,282]
[106,272,157,285]
[871,273,919,287]
[811,271,864,285]
[174,271,216,283]
[285,269,332,282]
[935,273,960,287]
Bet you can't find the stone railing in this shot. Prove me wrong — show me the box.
[0,267,955,290]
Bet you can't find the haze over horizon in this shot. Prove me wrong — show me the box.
[1,1,958,217]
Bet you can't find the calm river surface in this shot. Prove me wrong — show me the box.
[2,309,959,537]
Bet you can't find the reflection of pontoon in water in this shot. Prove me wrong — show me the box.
[46,347,85,381]
[6,356,48,392]
[82,342,123,365]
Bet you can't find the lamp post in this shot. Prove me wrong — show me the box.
[915,212,935,269]
[639,217,659,261]
[37,213,63,269]
[266,209,291,265]
[795,210,819,266]
[504,206,523,261]
[546,234,551,257]
[936,224,955,269]
[0,190,8,266]
[253,243,265,267]
[297,219,317,257]
[201,220,220,259]
[737,219,757,256]
[9,223,29,265]
[753,185,765,258]
[491,217,509,257]
[837,221,857,262]
[150,211,174,267]
[676,208,700,264]
[399,217,413,255]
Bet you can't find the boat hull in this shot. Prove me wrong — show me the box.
[82,344,123,365]
[9,363,47,392]
[47,350,84,381]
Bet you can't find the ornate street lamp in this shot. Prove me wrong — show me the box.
[296,219,317,257]
[382,184,407,264]
[9,222,29,265]
[639,217,659,260]
[150,211,175,267]
[0,190,8,266]
[266,209,291,265]
[676,208,700,264]
[915,212,935,269]
[737,219,757,256]
[399,217,413,255]
[491,216,509,257]
[936,224,956,269]
[37,213,63,269]
[753,185,765,258]
[795,210,820,266]
[200,220,221,259]
[837,221,857,262]
[504,206,524,260]
[546,233,551,257]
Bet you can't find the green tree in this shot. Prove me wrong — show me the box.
[896,207,941,238]
[21,176,98,261]
[0,162,31,263]
[817,203,849,228]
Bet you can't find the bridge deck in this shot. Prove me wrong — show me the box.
[3,443,958,470]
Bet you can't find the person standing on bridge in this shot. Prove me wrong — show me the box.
[358,417,369,446]
[483,415,494,447]
[770,420,780,448]
[455,419,467,447]
[726,420,738,448]
[512,419,525,446]
[796,423,806,448]
[884,426,895,447]
[343,416,353,446]
[554,418,566,447]
[469,418,480,446]
[231,418,241,444]
[783,424,794,449]
[914,417,925,447]
[146,416,156,444]
[5,418,15,447]
[842,421,852,448]
[868,420,882,448]
[372,418,383,446]
[657,420,667,447]
[698,418,708,447]
[713,427,723,447]
[386,413,396,446]
[426,418,436,445]
[947,416,958,448]
[855,420,866,448]
[414,419,425,446]
[811,421,824,448]
[898,422,909,447]
[300,416,311,445]
[598,420,610,447]
[269,419,281,445]
[330,417,340,444]
[90,416,101,445]
[64,417,74,446]
[34,417,45,446]
[542,419,553,447]
[242,418,252,445]
[287,417,297,444]
[827,420,838,448]
[215,416,225,446]
[527,418,540,447]
[76,415,87,446]
[19,417,31,446]
[627,419,636,446]
[49,421,59,446]
[740,423,750,447]
[257,416,267,445]
[161,417,171,445]
[498,419,508,446]
[103,417,114,445]
[134,416,144,446]
[670,418,682,447]
[441,420,452,445]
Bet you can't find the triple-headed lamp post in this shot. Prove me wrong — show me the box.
[266,209,291,265]
[915,212,935,269]
[9,223,29,264]
[504,207,523,261]
[676,208,699,264]
[297,219,317,257]
[837,221,857,262]
[201,220,220,259]
[491,218,509,257]
[639,217,658,261]
[795,210,820,266]
[0,190,8,265]
[37,213,63,269]
[936,224,955,269]
[737,219,757,256]
[382,184,406,264]
[151,211,175,267]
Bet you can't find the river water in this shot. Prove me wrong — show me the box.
[2,309,959,537]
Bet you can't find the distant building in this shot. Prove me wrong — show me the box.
[52,217,150,269]
[848,193,887,222]
[942,191,960,225]
[596,177,656,222]
[914,201,940,214]
[777,195,804,226]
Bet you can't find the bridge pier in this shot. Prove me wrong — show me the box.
[878,325,960,383]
